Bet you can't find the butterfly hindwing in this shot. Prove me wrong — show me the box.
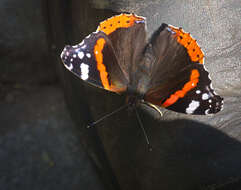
[144,24,223,115]
[163,64,223,114]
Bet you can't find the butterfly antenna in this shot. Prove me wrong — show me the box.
[87,104,128,128]
[134,107,153,151]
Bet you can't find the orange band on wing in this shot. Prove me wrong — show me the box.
[169,26,204,64]
[161,69,200,107]
[94,38,111,90]
[97,13,145,35]
[93,38,127,93]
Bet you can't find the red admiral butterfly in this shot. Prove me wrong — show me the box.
[61,13,223,116]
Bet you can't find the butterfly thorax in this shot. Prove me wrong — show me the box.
[125,93,143,109]
[125,76,149,107]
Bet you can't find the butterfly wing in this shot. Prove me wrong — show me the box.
[144,24,223,115]
[61,31,128,93]
[97,13,147,85]
[61,13,147,94]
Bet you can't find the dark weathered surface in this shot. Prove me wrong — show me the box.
[55,0,241,190]
[0,0,56,84]
[0,0,108,188]
[0,85,105,190]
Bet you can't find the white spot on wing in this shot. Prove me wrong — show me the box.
[186,100,200,114]
[65,63,73,71]
[79,41,84,46]
[81,44,87,49]
[73,54,77,58]
[205,109,210,115]
[210,83,214,89]
[78,51,84,59]
[202,93,209,100]
[166,26,176,34]
[213,90,218,95]
[135,20,145,24]
[196,90,201,94]
[86,53,91,58]
[80,63,89,80]
[208,99,212,103]
[60,51,64,58]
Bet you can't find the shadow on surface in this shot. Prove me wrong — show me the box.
[98,107,241,190]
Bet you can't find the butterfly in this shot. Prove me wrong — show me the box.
[60,13,223,117]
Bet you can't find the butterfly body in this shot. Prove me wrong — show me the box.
[61,13,223,115]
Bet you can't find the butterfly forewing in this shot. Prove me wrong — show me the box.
[97,14,147,85]
[61,31,128,93]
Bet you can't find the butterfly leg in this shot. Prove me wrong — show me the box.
[87,104,128,128]
[134,107,153,151]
